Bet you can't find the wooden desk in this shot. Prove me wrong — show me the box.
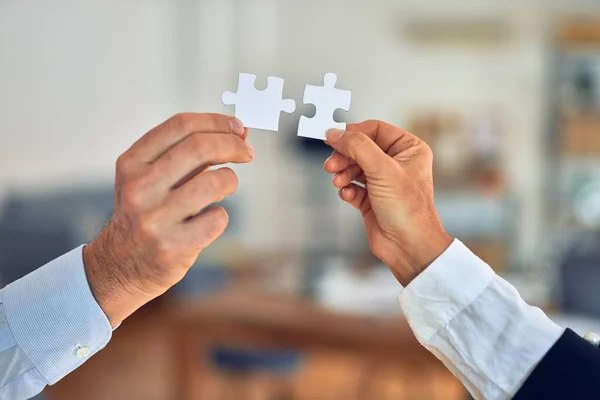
[172,290,463,400]
[46,291,464,400]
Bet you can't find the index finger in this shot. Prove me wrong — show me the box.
[129,113,245,163]
[325,130,392,178]
[346,120,421,156]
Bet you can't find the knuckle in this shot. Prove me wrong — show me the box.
[171,112,192,132]
[116,153,132,174]
[218,133,243,151]
[190,172,226,203]
[154,239,175,262]
[363,119,383,132]
[349,132,370,149]
[193,207,228,244]
[422,141,433,157]
[229,136,251,159]
[137,211,162,240]
[348,164,362,177]
[409,132,425,146]
[190,132,212,154]
[232,135,246,149]
[214,206,229,224]
[205,112,220,127]
[417,141,434,164]
[222,134,242,150]
[203,172,223,194]
[216,168,239,195]
[205,207,228,237]
[119,180,147,210]
[224,168,239,191]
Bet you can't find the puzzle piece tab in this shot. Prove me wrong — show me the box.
[222,73,296,131]
[298,73,351,140]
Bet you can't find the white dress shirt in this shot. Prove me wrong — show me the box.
[0,246,112,400]
[399,239,564,399]
[0,239,563,400]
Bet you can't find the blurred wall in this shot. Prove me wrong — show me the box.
[0,0,179,190]
[3,0,600,266]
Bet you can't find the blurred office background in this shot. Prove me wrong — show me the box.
[4,0,600,398]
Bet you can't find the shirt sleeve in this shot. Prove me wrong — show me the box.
[0,245,113,400]
[398,239,564,400]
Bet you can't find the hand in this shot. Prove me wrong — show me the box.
[324,120,452,286]
[83,113,253,326]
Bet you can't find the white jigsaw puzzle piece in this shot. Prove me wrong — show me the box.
[298,73,351,140]
[222,73,296,131]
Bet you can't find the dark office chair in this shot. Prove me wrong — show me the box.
[0,189,113,400]
[210,346,301,400]
[0,189,113,286]
[0,225,73,286]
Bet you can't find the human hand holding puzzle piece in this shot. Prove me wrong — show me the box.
[222,72,351,140]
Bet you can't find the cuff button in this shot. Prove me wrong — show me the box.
[75,345,91,358]
[583,332,600,347]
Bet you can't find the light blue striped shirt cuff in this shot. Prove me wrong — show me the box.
[0,245,113,386]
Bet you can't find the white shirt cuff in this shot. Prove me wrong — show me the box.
[0,245,113,384]
[398,239,563,399]
[398,239,496,341]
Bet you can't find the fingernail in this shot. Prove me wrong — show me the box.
[326,129,344,143]
[229,118,244,135]
[246,141,254,157]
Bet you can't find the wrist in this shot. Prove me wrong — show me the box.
[388,229,453,287]
[82,228,145,327]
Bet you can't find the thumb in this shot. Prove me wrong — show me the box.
[326,129,391,178]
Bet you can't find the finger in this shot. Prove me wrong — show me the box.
[129,113,246,163]
[164,167,238,221]
[339,184,371,216]
[149,133,253,191]
[240,127,250,141]
[324,151,354,173]
[339,184,379,240]
[325,130,393,178]
[332,164,363,188]
[181,205,229,250]
[346,120,421,156]
[355,173,366,185]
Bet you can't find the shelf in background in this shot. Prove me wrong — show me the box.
[435,190,512,238]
